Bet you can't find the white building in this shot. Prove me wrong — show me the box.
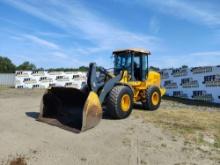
[161,66,220,104]
[15,70,87,89]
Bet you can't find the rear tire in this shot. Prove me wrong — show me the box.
[142,86,161,111]
[106,86,133,119]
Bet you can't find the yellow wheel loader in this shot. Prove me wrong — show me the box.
[37,48,166,133]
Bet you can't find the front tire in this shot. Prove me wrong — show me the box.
[106,86,133,119]
[142,86,161,110]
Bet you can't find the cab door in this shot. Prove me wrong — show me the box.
[132,54,147,81]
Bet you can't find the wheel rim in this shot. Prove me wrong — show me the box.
[121,94,131,112]
[152,92,159,106]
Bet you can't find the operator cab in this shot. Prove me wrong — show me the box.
[113,48,151,81]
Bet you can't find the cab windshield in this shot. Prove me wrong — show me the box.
[114,53,132,75]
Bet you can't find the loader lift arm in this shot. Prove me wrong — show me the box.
[86,63,123,104]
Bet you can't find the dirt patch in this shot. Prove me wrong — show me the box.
[1,155,27,165]
[9,157,27,165]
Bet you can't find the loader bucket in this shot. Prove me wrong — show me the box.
[37,87,102,133]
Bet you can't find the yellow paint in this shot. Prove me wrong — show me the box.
[120,70,129,83]
[119,70,166,103]
[83,91,102,116]
[160,87,166,96]
[121,94,131,112]
[151,91,159,106]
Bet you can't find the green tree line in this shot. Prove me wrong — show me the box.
[0,55,89,73]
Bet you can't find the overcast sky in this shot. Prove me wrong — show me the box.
[0,0,220,69]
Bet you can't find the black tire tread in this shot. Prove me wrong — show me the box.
[142,86,161,111]
[106,86,133,119]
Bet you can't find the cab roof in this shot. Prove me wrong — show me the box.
[113,48,151,55]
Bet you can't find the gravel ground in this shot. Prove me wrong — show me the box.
[0,89,219,165]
